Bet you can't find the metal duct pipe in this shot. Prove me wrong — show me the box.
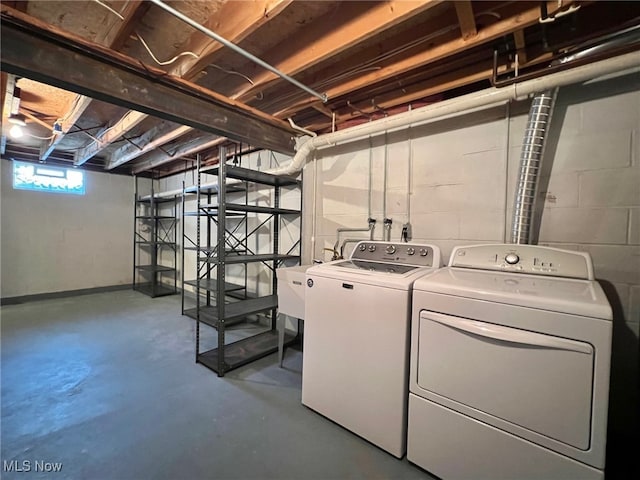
[266,51,639,177]
[510,89,558,244]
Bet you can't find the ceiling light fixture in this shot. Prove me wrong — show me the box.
[9,124,24,138]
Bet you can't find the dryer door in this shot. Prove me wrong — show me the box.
[416,310,594,450]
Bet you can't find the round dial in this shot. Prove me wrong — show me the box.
[385,244,396,254]
[368,244,376,252]
[407,247,415,256]
[359,244,367,252]
[505,253,520,265]
[419,248,429,257]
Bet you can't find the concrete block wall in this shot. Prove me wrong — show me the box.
[303,69,639,445]
[0,159,136,298]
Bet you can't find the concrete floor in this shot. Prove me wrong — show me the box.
[1,290,434,480]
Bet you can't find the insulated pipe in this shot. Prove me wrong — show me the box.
[147,0,327,103]
[144,51,639,202]
[267,51,640,177]
[510,89,558,244]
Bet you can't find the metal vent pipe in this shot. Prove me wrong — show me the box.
[510,89,558,244]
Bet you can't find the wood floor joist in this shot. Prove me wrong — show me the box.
[0,6,297,157]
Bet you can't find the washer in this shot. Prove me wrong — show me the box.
[408,244,612,479]
[303,241,442,458]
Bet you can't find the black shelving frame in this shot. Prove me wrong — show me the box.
[133,176,178,297]
[182,147,302,377]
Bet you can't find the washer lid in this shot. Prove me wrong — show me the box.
[333,259,420,274]
[413,267,612,320]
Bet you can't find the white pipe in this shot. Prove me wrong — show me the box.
[146,51,639,202]
[267,50,640,177]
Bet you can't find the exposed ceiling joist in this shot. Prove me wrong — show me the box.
[40,0,150,162]
[0,6,296,156]
[232,0,443,103]
[278,3,544,118]
[454,1,477,40]
[75,0,293,169]
[131,135,226,175]
[1,73,16,154]
[106,123,192,170]
[514,29,528,64]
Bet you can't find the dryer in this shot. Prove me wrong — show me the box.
[408,244,612,479]
[303,241,442,458]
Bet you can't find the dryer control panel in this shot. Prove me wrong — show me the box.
[449,244,594,280]
[351,241,441,267]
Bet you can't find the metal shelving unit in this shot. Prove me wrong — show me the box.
[182,147,301,377]
[133,177,178,297]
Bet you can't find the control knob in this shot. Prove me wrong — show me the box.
[419,248,429,257]
[407,247,415,256]
[368,244,376,252]
[359,244,367,252]
[505,253,520,265]
[385,244,396,254]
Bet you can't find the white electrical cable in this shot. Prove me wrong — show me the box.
[94,0,124,20]
[135,33,199,66]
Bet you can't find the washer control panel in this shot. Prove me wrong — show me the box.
[449,244,594,280]
[351,241,440,267]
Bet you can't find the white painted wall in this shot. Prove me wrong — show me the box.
[0,159,135,298]
[303,69,639,443]
[159,151,301,309]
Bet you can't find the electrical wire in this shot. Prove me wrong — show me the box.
[26,133,55,140]
[135,33,199,66]
[94,0,124,20]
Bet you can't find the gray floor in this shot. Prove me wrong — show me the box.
[1,290,434,480]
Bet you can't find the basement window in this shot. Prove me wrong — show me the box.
[12,160,85,195]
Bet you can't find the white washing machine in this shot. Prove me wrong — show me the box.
[303,241,442,458]
[408,244,613,479]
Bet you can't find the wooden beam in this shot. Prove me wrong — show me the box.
[172,0,294,80]
[107,123,193,170]
[514,29,528,64]
[0,7,296,157]
[1,73,16,154]
[20,109,54,130]
[40,0,149,161]
[131,135,226,174]
[454,1,477,39]
[233,0,443,103]
[75,0,293,167]
[275,3,544,118]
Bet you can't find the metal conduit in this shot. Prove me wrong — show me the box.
[148,0,327,103]
[511,90,558,244]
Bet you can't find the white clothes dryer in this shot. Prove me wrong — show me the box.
[408,244,613,479]
[303,241,442,458]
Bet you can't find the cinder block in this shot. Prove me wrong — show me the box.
[538,172,579,208]
[581,89,640,134]
[629,208,640,245]
[412,149,465,187]
[630,285,640,324]
[462,149,507,184]
[579,245,640,285]
[552,130,632,172]
[538,207,629,244]
[459,210,506,241]
[386,188,409,216]
[411,212,459,240]
[412,183,466,213]
[579,167,640,207]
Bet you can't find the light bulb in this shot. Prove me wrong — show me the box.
[9,124,23,138]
